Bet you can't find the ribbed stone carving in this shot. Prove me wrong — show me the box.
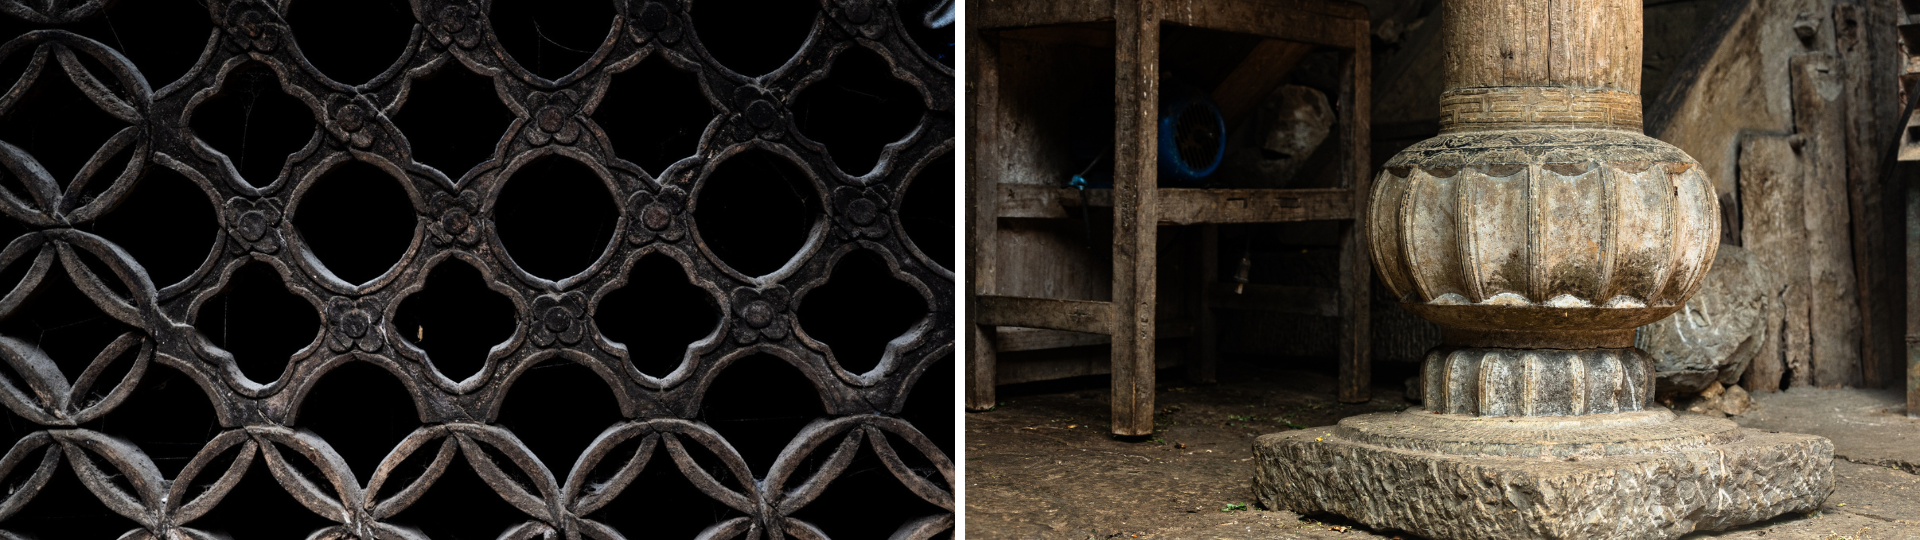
[1422,347,1654,416]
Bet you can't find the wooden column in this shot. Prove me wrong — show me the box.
[1337,45,1372,403]
[1109,0,1160,436]
[964,9,1000,411]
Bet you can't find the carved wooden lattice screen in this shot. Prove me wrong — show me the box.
[0,0,954,538]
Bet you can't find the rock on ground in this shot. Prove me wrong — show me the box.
[1638,244,1777,396]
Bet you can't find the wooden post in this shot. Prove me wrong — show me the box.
[1109,0,1160,436]
[1791,53,1864,388]
[965,12,1001,411]
[1337,42,1372,403]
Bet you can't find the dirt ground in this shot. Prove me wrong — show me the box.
[962,360,1920,539]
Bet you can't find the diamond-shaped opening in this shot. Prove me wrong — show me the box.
[393,259,516,382]
[798,250,927,375]
[386,449,528,539]
[691,0,818,77]
[287,0,416,85]
[82,164,221,289]
[794,46,926,176]
[693,149,820,277]
[189,62,319,188]
[491,0,614,80]
[495,156,619,281]
[898,353,954,457]
[496,358,625,479]
[0,261,137,388]
[900,151,953,270]
[0,0,215,90]
[0,54,130,188]
[0,461,142,539]
[194,262,321,385]
[700,353,825,478]
[582,435,749,539]
[393,62,513,179]
[595,254,718,379]
[75,362,221,480]
[788,440,949,539]
[899,0,955,67]
[594,56,716,176]
[185,455,338,538]
[295,360,421,482]
[290,160,417,286]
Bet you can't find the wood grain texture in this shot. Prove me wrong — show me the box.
[967,14,1001,411]
[977,295,1116,333]
[1740,133,1812,389]
[1792,53,1863,389]
[1834,1,1901,389]
[1109,0,1161,437]
[1441,0,1642,92]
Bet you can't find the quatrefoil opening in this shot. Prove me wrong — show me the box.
[691,148,822,279]
[295,360,423,482]
[898,150,954,270]
[493,155,620,283]
[594,54,716,177]
[494,358,625,488]
[289,159,419,287]
[594,252,720,380]
[793,45,927,177]
[393,61,514,182]
[193,261,322,387]
[689,0,818,77]
[393,256,516,384]
[797,249,929,377]
[284,0,417,86]
[188,62,320,189]
[699,353,827,478]
[491,0,616,81]
[86,164,223,291]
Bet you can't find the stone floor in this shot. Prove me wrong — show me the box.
[962,360,1920,539]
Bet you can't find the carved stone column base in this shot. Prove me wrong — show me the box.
[1252,412,1834,540]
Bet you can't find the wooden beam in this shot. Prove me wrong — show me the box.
[1157,0,1367,47]
[975,0,1112,30]
[996,323,1197,352]
[966,11,1003,412]
[994,24,1115,48]
[1156,188,1352,224]
[976,295,1114,334]
[996,184,1353,224]
[1212,39,1314,132]
[1210,283,1339,316]
[996,343,1187,386]
[1109,0,1160,437]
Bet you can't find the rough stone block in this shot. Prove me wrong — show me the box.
[1253,415,1833,540]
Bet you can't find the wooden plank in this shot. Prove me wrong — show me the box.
[975,0,1112,30]
[1792,53,1864,388]
[976,295,1114,334]
[996,343,1187,386]
[1211,39,1314,131]
[1210,283,1339,316]
[996,324,1197,352]
[1108,0,1160,437]
[1156,188,1352,224]
[1908,165,1920,416]
[1187,225,1219,384]
[1835,2,1901,389]
[995,24,1115,48]
[1741,133,1812,389]
[1157,0,1368,46]
[1337,43,1371,404]
[965,15,1002,411]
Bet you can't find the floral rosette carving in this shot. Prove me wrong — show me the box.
[428,1,484,49]
[624,0,686,45]
[427,190,483,246]
[626,187,688,244]
[832,185,892,240]
[225,197,284,254]
[325,297,385,353]
[828,0,889,39]
[727,86,786,141]
[531,292,590,347]
[524,90,585,146]
[223,0,287,53]
[729,285,791,344]
[330,100,379,150]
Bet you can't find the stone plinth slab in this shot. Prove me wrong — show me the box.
[1254,413,1833,540]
